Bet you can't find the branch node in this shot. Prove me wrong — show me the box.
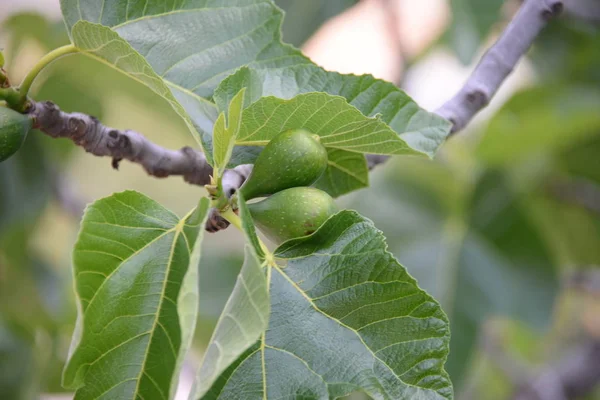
[112,158,122,170]
[542,1,564,20]
[205,208,231,233]
[69,118,87,143]
[466,90,489,108]
[150,166,170,178]
[107,131,132,160]
[542,6,561,19]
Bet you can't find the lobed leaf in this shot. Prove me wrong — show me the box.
[214,66,451,158]
[69,21,218,144]
[61,0,451,179]
[63,192,210,399]
[61,0,308,157]
[200,211,453,399]
[347,156,561,388]
[235,93,423,156]
[213,66,451,196]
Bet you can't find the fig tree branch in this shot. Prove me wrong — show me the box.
[436,0,564,134]
[25,100,251,231]
[26,100,250,190]
[12,0,564,232]
[27,100,214,185]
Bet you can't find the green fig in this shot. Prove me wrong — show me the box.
[0,107,32,162]
[239,129,327,199]
[248,187,337,244]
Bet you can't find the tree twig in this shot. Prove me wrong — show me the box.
[27,100,251,231]
[27,100,214,185]
[436,0,564,134]
[21,0,566,229]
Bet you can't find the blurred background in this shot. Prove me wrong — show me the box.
[1,0,599,399]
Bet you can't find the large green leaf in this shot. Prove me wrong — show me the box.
[62,192,210,399]
[346,157,560,388]
[213,65,450,195]
[235,92,423,155]
[60,0,451,174]
[214,66,451,158]
[68,21,216,142]
[61,0,308,102]
[60,0,307,154]
[200,211,453,399]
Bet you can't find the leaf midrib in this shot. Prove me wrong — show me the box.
[132,218,186,399]
[77,208,194,399]
[78,226,176,309]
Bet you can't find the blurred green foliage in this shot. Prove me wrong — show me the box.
[1,3,600,399]
[444,0,505,64]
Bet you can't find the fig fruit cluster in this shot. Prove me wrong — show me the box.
[0,107,32,163]
[239,129,337,244]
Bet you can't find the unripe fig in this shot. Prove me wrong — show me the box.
[239,129,327,199]
[0,107,32,162]
[248,187,337,244]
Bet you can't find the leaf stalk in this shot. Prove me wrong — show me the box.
[18,44,79,105]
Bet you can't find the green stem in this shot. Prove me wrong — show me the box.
[221,207,274,264]
[0,87,24,111]
[18,44,79,103]
[221,208,243,231]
